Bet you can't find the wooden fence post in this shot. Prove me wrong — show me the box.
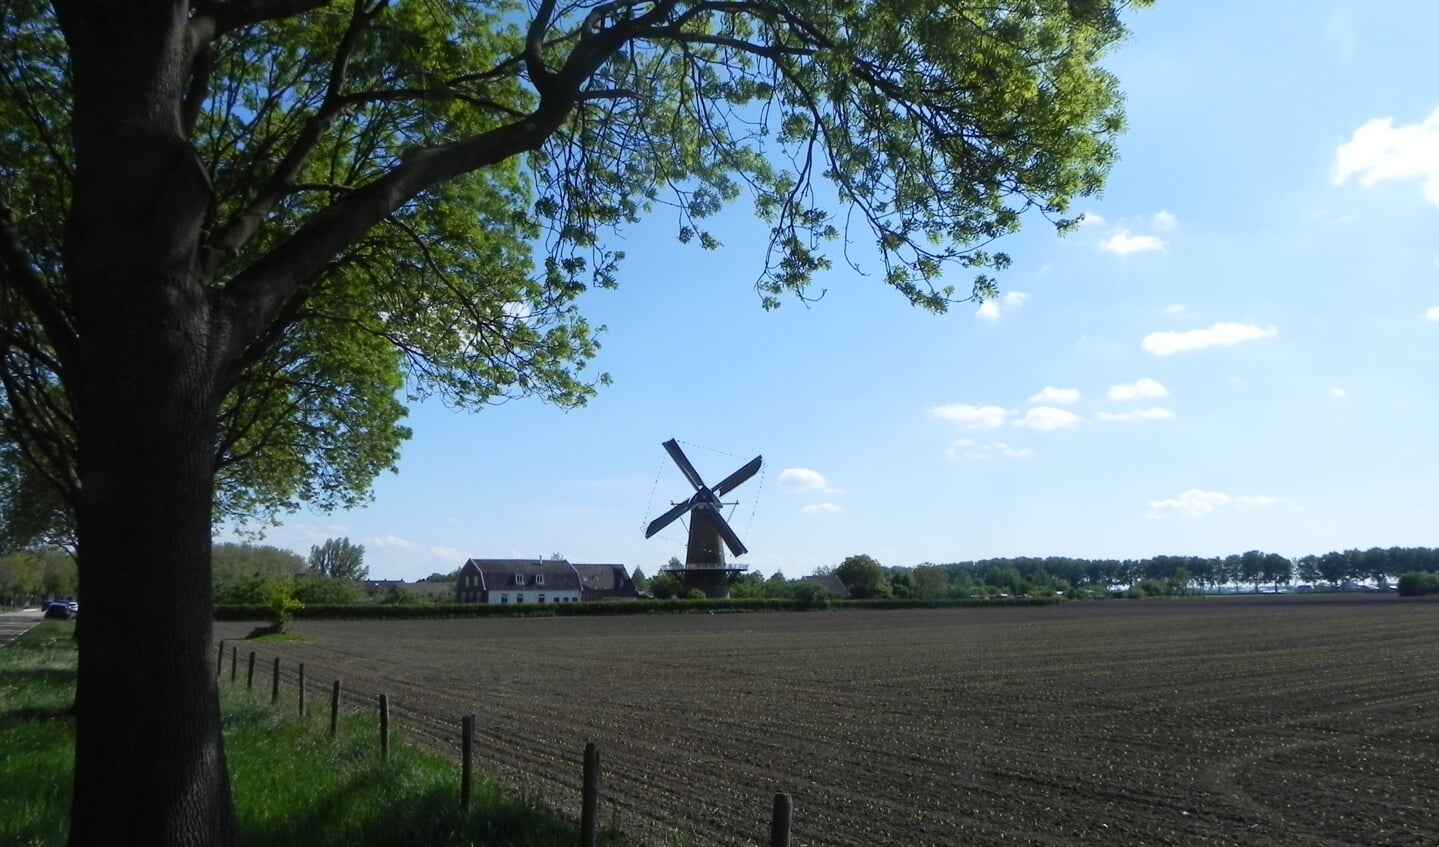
[230,645,238,684]
[216,641,224,677]
[379,694,390,763]
[271,657,280,705]
[298,663,306,716]
[330,680,341,737]
[580,742,600,847]
[246,651,256,690]
[460,714,474,812]
[770,793,792,847]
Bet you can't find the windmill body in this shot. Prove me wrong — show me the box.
[645,439,762,598]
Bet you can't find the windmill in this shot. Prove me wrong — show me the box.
[645,439,762,598]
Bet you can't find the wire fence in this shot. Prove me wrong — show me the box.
[217,639,795,847]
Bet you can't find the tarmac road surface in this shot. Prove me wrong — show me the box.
[0,608,44,649]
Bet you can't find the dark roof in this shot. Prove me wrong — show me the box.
[461,559,583,592]
[800,574,851,598]
[573,563,640,600]
[363,579,456,599]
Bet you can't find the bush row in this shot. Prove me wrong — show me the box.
[213,593,1066,622]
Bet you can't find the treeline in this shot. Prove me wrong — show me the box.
[211,541,443,607]
[866,546,1439,599]
[0,548,76,607]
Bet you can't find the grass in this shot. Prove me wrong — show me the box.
[0,623,77,846]
[0,622,626,846]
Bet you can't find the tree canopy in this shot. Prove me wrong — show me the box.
[307,536,368,580]
[0,0,1148,842]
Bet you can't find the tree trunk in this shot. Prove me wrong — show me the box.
[66,194,237,845]
[59,7,238,843]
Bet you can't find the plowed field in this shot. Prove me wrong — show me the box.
[215,595,1439,846]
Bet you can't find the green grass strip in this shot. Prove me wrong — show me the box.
[0,623,628,846]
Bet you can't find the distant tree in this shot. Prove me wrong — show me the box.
[549,552,566,561]
[212,543,306,584]
[888,568,916,598]
[630,567,649,593]
[307,538,368,581]
[375,586,427,605]
[910,566,949,600]
[649,571,684,600]
[789,581,832,609]
[835,554,890,599]
[291,574,363,606]
[1398,572,1439,596]
[213,574,270,607]
[424,570,460,583]
[683,588,708,600]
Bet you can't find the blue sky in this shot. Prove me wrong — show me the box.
[238,2,1439,581]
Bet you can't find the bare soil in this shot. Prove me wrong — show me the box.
[215,595,1439,846]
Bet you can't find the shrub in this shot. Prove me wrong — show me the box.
[264,581,303,632]
[1397,572,1439,596]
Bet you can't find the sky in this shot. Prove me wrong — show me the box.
[231,2,1439,581]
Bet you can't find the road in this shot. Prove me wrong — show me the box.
[0,608,44,649]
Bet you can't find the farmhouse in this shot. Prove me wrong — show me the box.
[456,558,640,604]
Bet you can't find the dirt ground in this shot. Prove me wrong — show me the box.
[215,595,1439,846]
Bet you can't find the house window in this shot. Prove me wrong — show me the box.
[515,574,526,586]
[499,594,508,604]
[536,574,544,586]
[517,594,525,603]
[538,594,546,604]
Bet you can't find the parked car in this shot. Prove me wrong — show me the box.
[44,603,74,620]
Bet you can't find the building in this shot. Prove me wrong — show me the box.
[457,558,583,605]
[362,579,456,602]
[572,563,641,601]
[456,558,640,604]
[799,574,852,599]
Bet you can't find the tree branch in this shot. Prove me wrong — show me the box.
[200,0,383,279]
[0,203,76,370]
[190,0,333,48]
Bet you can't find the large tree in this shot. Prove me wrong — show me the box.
[306,535,367,580]
[0,0,1148,842]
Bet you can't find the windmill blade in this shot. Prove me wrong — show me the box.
[645,498,694,539]
[712,455,762,498]
[663,439,706,490]
[698,508,748,558]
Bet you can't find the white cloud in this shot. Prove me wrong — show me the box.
[1333,106,1439,205]
[801,503,843,514]
[1078,212,1106,228]
[1164,304,1186,315]
[429,545,466,563]
[975,290,1030,322]
[1097,408,1176,423]
[778,468,837,494]
[930,404,1014,429]
[1101,231,1166,255]
[1151,210,1178,230]
[946,440,1034,461]
[1014,406,1081,432]
[1147,489,1282,519]
[1329,387,1347,399]
[1142,322,1278,356]
[366,535,416,551]
[1028,386,1081,405]
[1424,306,1439,321]
[1108,377,1169,401]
